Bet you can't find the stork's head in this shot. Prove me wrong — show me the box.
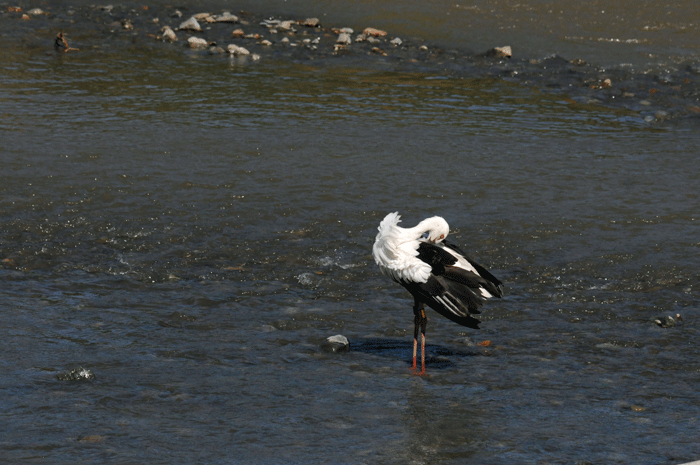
[421,216,450,243]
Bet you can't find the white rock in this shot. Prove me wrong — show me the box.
[337,32,352,45]
[214,12,238,23]
[187,37,208,49]
[227,44,250,55]
[487,45,512,58]
[327,335,349,345]
[179,17,202,32]
[390,37,403,46]
[161,26,177,42]
[28,8,44,15]
[322,334,350,352]
[279,20,295,30]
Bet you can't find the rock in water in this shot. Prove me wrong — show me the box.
[179,17,202,32]
[188,37,208,49]
[57,367,95,381]
[322,334,350,352]
[363,27,387,37]
[227,44,250,56]
[486,45,512,58]
[337,33,352,45]
[214,12,238,23]
[654,313,684,328]
[161,26,177,42]
[302,18,320,27]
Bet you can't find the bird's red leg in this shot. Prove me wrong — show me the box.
[412,312,420,372]
[419,308,427,375]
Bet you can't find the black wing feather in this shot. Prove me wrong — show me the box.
[443,238,504,297]
[404,240,504,329]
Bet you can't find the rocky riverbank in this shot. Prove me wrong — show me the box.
[3,3,700,123]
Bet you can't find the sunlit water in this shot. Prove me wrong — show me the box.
[1,2,700,464]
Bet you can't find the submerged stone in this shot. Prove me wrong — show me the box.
[57,367,95,381]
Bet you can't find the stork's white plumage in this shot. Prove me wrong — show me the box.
[372,212,503,375]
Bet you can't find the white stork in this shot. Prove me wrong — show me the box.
[372,212,503,375]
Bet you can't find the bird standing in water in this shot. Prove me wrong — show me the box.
[372,212,503,375]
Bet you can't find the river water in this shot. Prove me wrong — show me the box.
[1,1,699,464]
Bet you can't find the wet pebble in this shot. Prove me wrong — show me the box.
[390,37,403,46]
[322,334,350,353]
[179,17,202,32]
[231,28,245,38]
[27,8,44,15]
[57,367,95,381]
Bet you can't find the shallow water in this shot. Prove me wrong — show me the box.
[2,2,700,464]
